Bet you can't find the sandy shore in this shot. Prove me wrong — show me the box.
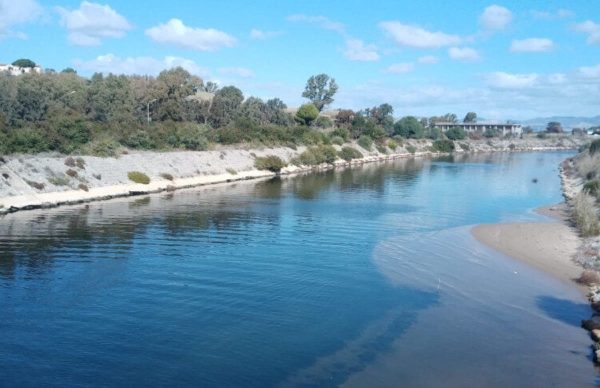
[472,203,584,291]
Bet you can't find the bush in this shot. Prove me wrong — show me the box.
[25,180,45,190]
[294,145,338,166]
[122,130,155,150]
[128,171,151,184]
[338,146,363,161]
[376,143,388,154]
[330,136,344,145]
[583,180,600,198]
[296,104,319,126]
[226,168,237,175]
[406,145,417,154]
[432,139,455,153]
[387,139,398,151]
[48,175,70,186]
[64,157,76,167]
[573,192,600,237]
[590,139,600,155]
[315,116,333,129]
[484,128,500,138]
[357,135,373,151]
[82,139,120,157]
[78,183,89,192]
[174,124,209,150]
[331,127,350,142]
[536,132,548,139]
[8,129,50,153]
[160,173,174,181]
[459,143,470,151]
[65,168,78,177]
[445,127,466,140]
[254,155,287,173]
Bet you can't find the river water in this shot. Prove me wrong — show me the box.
[0,151,597,387]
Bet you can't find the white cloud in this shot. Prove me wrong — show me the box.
[74,54,209,77]
[479,5,512,31]
[548,73,567,84]
[485,72,539,89]
[343,39,379,61]
[0,0,42,38]
[146,18,236,51]
[380,21,461,48]
[249,28,281,40]
[417,55,439,64]
[386,62,414,74]
[574,21,600,45]
[579,64,600,78]
[531,9,574,20]
[448,47,480,62]
[218,67,255,78]
[510,38,554,52]
[287,14,345,33]
[56,1,131,46]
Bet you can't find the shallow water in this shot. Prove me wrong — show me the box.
[0,152,597,387]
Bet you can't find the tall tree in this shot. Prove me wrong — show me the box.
[12,59,36,68]
[209,86,244,127]
[546,121,563,133]
[302,74,338,112]
[463,112,477,123]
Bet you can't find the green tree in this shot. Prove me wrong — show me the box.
[463,112,477,123]
[394,116,424,139]
[265,98,291,126]
[152,67,201,122]
[61,67,77,74]
[302,74,338,112]
[240,97,268,125]
[546,121,563,133]
[209,86,244,127]
[296,103,319,126]
[12,59,36,68]
[445,127,466,140]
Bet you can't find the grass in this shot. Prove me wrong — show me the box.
[573,192,600,237]
[128,171,151,184]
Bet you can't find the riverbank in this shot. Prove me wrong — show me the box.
[471,203,585,293]
[0,136,587,215]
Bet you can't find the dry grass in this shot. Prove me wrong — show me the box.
[573,192,600,237]
[576,153,600,180]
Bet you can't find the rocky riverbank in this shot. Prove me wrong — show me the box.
[0,135,588,215]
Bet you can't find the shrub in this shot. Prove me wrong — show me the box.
[330,136,344,146]
[75,157,86,169]
[83,139,120,157]
[459,143,470,151]
[315,116,333,129]
[226,168,237,175]
[122,130,155,150]
[294,145,338,166]
[583,180,600,198]
[78,183,89,192]
[590,139,600,155]
[357,135,373,151]
[254,155,287,173]
[66,169,78,177]
[48,175,70,186]
[376,143,388,154]
[573,192,600,237]
[25,180,45,190]
[406,145,417,154]
[432,139,455,153]
[160,173,174,181]
[338,146,363,161]
[64,157,76,167]
[445,127,466,140]
[128,171,151,184]
[484,129,500,138]
[174,124,209,150]
[331,127,350,142]
[387,140,398,151]
[536,132,548,139]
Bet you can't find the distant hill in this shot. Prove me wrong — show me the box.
[519,116,600,131]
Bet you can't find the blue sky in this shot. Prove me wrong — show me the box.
[1,0,599,119]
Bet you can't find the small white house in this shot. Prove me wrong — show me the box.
[0,64,43,76]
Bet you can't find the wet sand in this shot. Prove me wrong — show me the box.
[471,203,583,292]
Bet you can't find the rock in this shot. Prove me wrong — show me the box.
[582,316,600,331]
[592,329,600,341]
[592,302,600,313]
[595,349,600,363]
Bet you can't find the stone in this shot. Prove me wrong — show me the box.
[582,316,600,331]
[592,329,600,342]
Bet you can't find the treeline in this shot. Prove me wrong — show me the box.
[0,65,510,156]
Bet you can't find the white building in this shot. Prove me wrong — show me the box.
[0,64,43,76]
[433,121,522,136]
